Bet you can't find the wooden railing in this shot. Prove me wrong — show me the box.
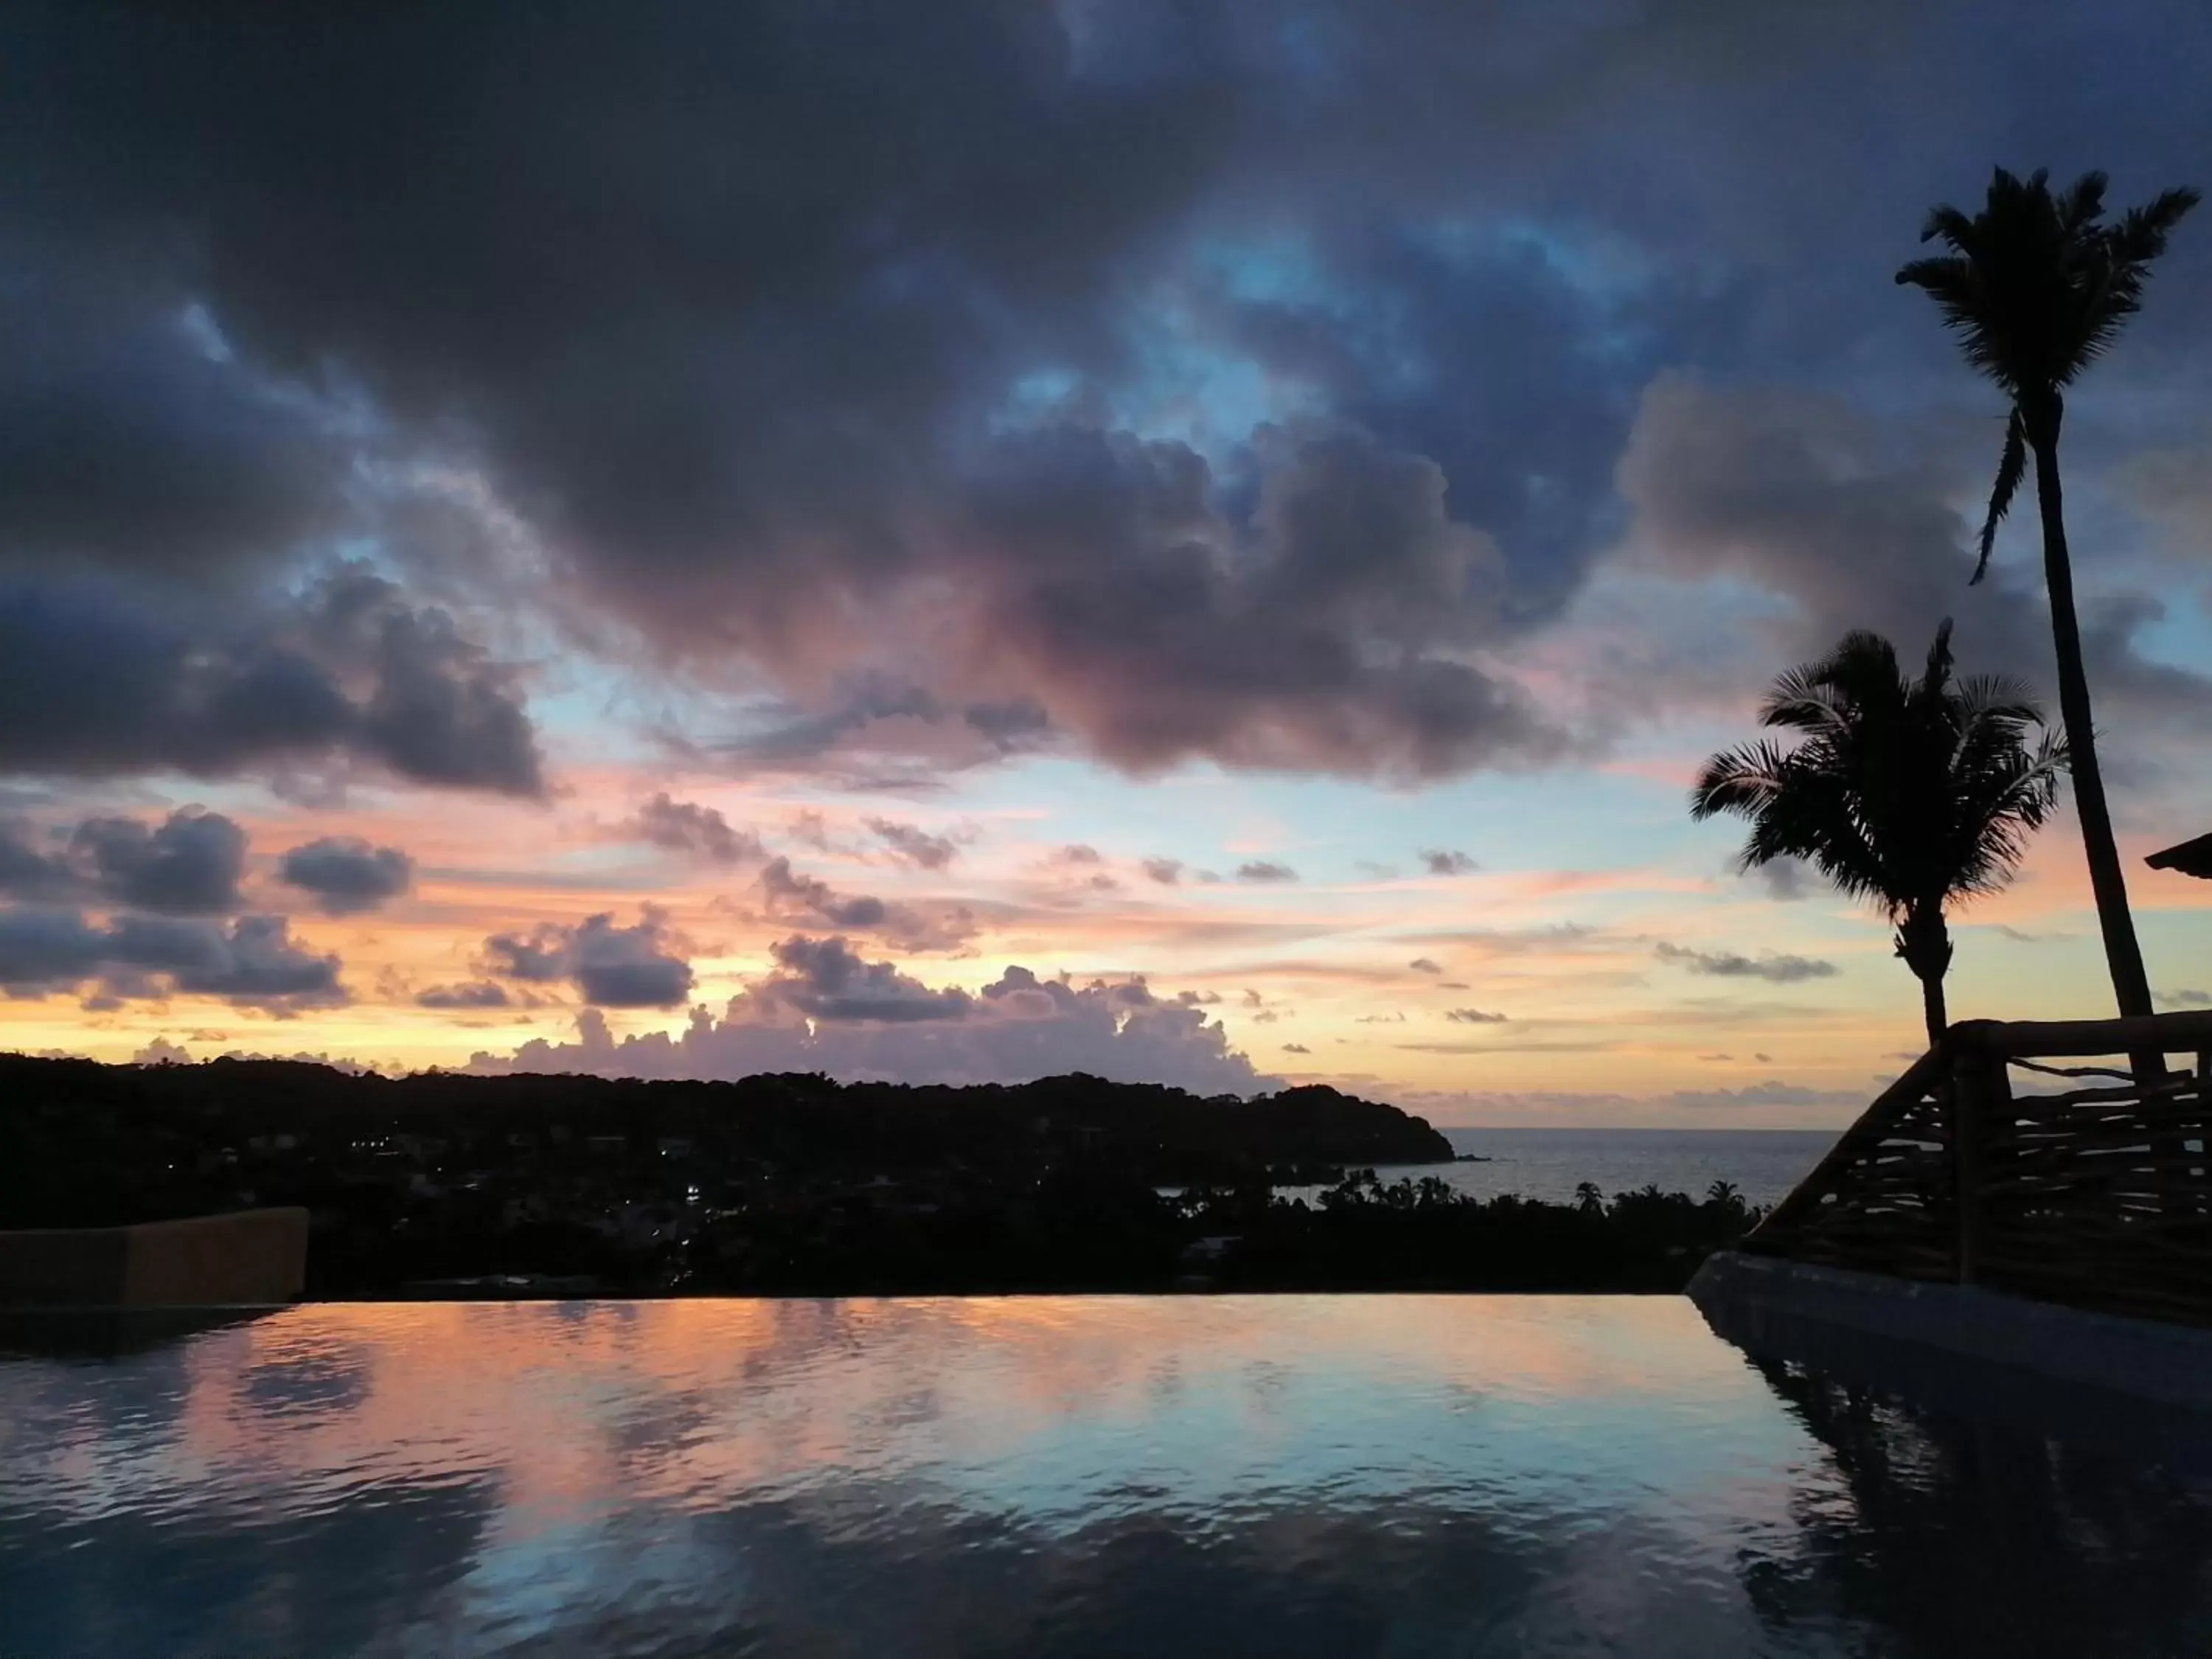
[1746,1012,2212,1326]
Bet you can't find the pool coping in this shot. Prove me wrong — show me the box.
[1689,1249,2212,1414]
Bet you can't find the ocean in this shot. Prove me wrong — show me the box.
[1275,1127,1838,1211]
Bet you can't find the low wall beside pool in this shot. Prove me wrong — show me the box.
[0,1208,308,1308]
[1690,1248,2212,1416]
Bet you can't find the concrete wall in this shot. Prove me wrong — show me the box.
[1689,1248,2212,1414]
[0,1208,308,1308]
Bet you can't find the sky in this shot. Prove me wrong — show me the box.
[1,1,2209,1127]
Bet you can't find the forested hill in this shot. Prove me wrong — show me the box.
[2,1054,1453,1229]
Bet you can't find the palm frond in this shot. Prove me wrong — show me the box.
[1918,204,1978,251]
[2111,186,2202,261]
[1691,622,2064,931]
[1689,742,1791,821]
[2054,170,2109,234]
[1974,410,2026,583]
[1901,168,2199,401]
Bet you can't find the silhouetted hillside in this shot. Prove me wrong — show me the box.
[0,1053,1448,1225]
[0,1054,1763,1296]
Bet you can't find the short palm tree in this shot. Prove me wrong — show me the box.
[1692,624,2066,1047]
[1896,167,2197,1020]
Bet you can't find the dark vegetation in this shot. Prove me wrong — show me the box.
[1693,622,2063,1045]
[1896,166,2197,1023]
[0,1053,1759,1296]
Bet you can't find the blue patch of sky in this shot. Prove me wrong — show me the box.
[947,751,1710,891]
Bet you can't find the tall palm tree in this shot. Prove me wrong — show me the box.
[1692,624,2065,1047]
[1896,167,2197,1020]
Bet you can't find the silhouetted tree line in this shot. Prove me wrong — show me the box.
[0,1053,1760,1295]
[0,1051,1446,1214]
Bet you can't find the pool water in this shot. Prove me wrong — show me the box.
[4,1295,2210,1656]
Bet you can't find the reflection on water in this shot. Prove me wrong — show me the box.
[3,1296,2210,1656]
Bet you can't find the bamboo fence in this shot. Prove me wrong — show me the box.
[1745,1012,2212,1326]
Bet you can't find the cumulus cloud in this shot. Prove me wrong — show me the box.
[0,907,343,1012]
[2156,988,2211,1009]
[1237,860,1298,884]
[866,817,958,870]
[758,936,970,1023]
[467,941,1270,1093]
[1421,849,1478,875]
[483,908,694,1007]
[1140,857,1183,885]
[1444,1007,1509,1023]
[0,568,543,793]
[71,807,246,916]
[1655,942,1838,984]
[628,794,765,865]
[1609,378,2212,741]
[1408,957,1443,975]
[1,806,256,915]
[279,836,413,915]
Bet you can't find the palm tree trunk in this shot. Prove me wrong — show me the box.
[1919,969,1948,1051]
[1898,902,1952,1048]
[2028,407,2154,1022]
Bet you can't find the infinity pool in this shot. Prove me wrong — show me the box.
[4,1296,2211,1656]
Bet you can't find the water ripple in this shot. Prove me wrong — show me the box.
[3,1294,2211,1656]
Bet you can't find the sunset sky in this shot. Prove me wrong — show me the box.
[3,1,2208,1125]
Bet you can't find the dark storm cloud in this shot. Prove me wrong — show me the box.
[7,0,2211,787]
[482,909,694,1008]
[5,805,257,916]
[0,260,347,580]
[71,807,246,915]
[279,836,414,916]
[944,424,1559,777]
[0,2,1613,780]
[0,908,106,990]
[628,794,765,866]
[0,569,543,793]
[1655,942,1837,984]
[0,905,343,1011]
[0,820,77,902]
